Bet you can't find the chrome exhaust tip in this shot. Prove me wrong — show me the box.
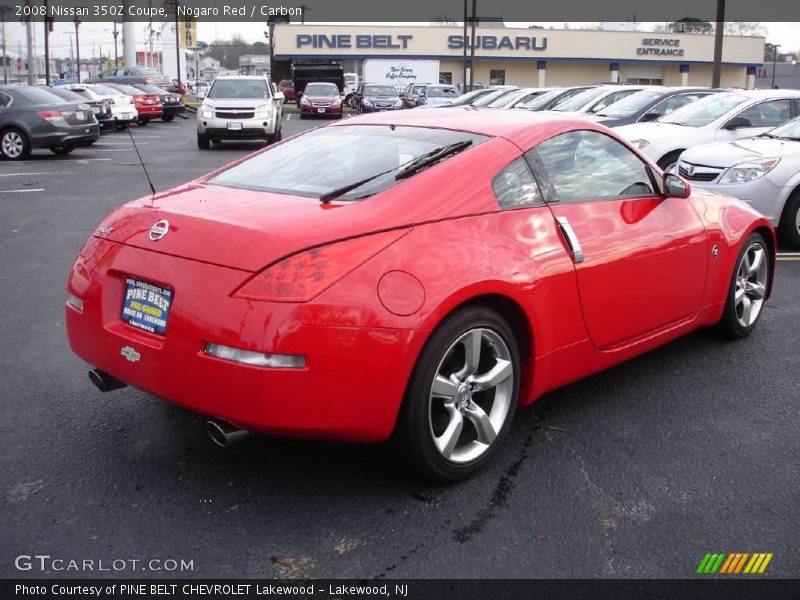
[206,419,249,448]
[88,369,127,392]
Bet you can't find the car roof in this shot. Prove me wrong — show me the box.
[333,106,601,148]
[213,75,268,80]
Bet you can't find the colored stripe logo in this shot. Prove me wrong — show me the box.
[696,552,773,574]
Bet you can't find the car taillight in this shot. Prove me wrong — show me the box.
[232,230,409,302]
[144,76,153,82]
[38,110,64,121]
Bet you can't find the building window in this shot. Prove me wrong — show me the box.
[490,70,506,86]
[439,72,452,84]
[625,77,663,85]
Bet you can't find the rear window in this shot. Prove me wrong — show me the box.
[208,79,269,99]
[91,85,124,96]
[13,87,64,104]
[208,125,487,200]
[110,84,142,95]
[136,85,165,94]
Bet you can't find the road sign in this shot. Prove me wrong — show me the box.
[16,58,22,71]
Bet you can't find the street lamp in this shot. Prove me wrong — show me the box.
[112,20,119,67]
[767,43,781,88]
[73,16,81,83]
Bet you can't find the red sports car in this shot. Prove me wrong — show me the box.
[66,109,775,481]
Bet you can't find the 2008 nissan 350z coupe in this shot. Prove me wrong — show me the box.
[66,109,775,481]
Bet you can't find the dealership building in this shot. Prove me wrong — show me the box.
[273,24,765,89]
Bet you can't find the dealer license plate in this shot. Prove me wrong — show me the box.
[317,108,326,113]
[227,122,243,130]
[121,278,173,336]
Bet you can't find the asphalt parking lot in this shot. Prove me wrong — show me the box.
[1,114,798,579]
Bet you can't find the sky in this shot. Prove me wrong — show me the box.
[2,21,798,61]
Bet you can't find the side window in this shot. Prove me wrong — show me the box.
[530,130,658,204]
[492,157,543,210]
[736,99,792,128]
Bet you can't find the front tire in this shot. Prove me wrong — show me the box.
[1,128,31,160]
[396,307,520,482]
[197,132,210,149]
[716,233,770,338]
[777,189,800,250]
[50,145,74,155]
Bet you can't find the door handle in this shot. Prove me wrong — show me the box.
[556,216,585,264]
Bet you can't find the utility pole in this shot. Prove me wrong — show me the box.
[711,0,725,88]
[26,5,35,84]
[768,43,781,88]
[462,0,467,90]
[74,17,81,83]
[174,1,181,88]
[112,20,119,66]
[43,0,51,85]
[469,0,476,90]
[1,7,8,84]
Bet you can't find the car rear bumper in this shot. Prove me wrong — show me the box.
[30,122,100,148]
[65,239,424,442]
[162,104,185,116]
[136,106,163,118]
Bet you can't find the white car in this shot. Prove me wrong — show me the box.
[616,89,800,171]
[81,84,138,129]
[545,84,648,116]
[677,116,800,248]
[197,75,284,149]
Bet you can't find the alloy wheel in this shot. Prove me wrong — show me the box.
[734,241,768,328]
[428,328,514,464]
[2,131,24,158]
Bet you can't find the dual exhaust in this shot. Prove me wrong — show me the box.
[87,369,249,447]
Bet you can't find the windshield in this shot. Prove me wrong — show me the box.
[488,89,543,108]
[597,90,662,117]
[364,85,397,96]
[447,89,489,106]
[550,87,609,111]
[660,93,747,126]
[208,125,487,200]
[768,116,800,139]
[304,83,338,97]
[427,86,458,98]
[208,79,270,99]
[471,89,516,107]
[519,89,565,110]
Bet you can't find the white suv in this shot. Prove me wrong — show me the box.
[615,89,800,171]
[197,76,284,149]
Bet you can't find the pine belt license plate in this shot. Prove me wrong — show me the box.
[121,278,173,335]
[227,122,243,130]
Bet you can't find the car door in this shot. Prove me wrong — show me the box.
[715,98,796,142]
[527,129,709,349]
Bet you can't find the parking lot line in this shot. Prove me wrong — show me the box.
[777,257,800,262]
[0,189,45,193]
[0,172,71,177]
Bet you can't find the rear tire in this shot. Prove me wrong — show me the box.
[1,128,31,160]
[50,145,74,156]
[161,114,175,122]
[716,232,770,339]
[137,118,149,126]
[197,133,210,149]
[777,188,800,250]
[395,306,520,482]
[114,122,128,131]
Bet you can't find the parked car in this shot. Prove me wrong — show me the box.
[486,87,557,109]
[517,86,593,111]
[87,66,171,88]
[677,116,800,248]
[354,84,403,113]
[299,82,343,119]
[45,86,113,130]
[104,83,163,125]
[277,79,296,104]
[467,87,521,108]
[197,75,284,148]
[131,84,184,122]
[192,81,210,99]
[414,84,460,107]
[616,89,800,171]
[0,85,99,159]
[81,84,138,130]
[443,88,496,107]
[590,87,719,128]
[66,109,774,481]
[401,82,433,108]
[546,84,647,116]
[164,80,187,95]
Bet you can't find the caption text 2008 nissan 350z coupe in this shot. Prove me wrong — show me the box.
[66,109,776,482]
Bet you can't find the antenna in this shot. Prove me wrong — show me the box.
[124,123,157,198]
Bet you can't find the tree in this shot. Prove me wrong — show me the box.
[724,22,765,36]
[668,18,713,34]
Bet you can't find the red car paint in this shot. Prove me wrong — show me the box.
[65,108,775,443]
[278,79,296,103]
[299,82,343,118]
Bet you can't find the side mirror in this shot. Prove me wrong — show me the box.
[723,116,751,130]
[640,112,661,122]
[664,173,691,199]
